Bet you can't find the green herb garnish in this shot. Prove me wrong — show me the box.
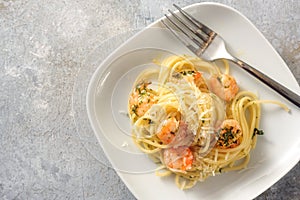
[252,128,264,138]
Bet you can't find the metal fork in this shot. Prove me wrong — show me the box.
[161,4,300,108]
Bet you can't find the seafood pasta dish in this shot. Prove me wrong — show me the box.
[127,55,288,189]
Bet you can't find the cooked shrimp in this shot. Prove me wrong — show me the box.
[216,119,242,149]
[129,82,157,121]
[193,71,209,92]
[209,74,239,101]
[157,117,179,144]
[163,146,194,171]
[180,70,209,92]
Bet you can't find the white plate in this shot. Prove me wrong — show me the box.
[86,2,300,200]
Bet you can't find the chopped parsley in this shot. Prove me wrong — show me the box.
[180,70,195,75]
[252,128,264,138]
[131,105,138,115]
[142,118,154,124]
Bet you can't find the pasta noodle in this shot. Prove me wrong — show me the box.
[127,54,288,189]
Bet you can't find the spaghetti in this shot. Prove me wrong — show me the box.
[128,55,288,190]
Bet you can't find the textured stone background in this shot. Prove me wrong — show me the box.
[0,0,299,199]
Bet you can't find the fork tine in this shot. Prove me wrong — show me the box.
[163,13,206,49]
[161,19,199,54]
[173,4,214,37]
[167,9,209,44]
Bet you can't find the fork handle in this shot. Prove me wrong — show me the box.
[230,57,300,108]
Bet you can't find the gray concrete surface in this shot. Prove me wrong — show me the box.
[0,0,299,199]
